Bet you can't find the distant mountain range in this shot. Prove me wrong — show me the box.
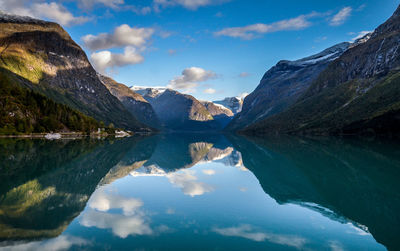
[1,4,400,136]
[131,86,243,131]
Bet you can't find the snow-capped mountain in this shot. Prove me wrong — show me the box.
[227,42,351,131]
[214,96,244,114]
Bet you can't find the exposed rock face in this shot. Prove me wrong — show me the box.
[246,4,400,136]
[99,75,160,129]
[214,97,243,114]
[227,42,350,131]
[201,101,234,127]
[130,86,167,103]
[0,14,147,131]
[133,88,220,131]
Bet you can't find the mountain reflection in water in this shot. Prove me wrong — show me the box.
[0,134,399,250]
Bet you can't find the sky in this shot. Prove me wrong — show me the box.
[1,0,399,101]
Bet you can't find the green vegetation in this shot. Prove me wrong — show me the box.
[0,70,113,135]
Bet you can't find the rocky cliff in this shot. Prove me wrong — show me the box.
[99,75,160,129]
[227,42,350,131]
[246,5,400,136]
[0,13,147,131]
[132,87,221,131]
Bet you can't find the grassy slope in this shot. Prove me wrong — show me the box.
[0,68,106,134]
[244,71,400,135]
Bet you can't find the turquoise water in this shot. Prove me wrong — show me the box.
[0,134,399,250]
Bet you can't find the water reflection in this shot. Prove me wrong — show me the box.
[0,134,399,250]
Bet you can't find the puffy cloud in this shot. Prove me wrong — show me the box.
[0,0,89,26]
[80,188,155,238]
[215,13,318,40]
[330,7,352,26]
[0,235,90,251]
[32,2,89,26]
[80,210,153,238]
[167,170,215,197]
[90,46,144,74]
[83,24,154,51]
[213,225,307,248]
[167,67,216,93]
[153,0,230,11]
[88,187,143,215]
[203,88,216,94]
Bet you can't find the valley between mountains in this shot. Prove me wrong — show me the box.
[1,4,400,137]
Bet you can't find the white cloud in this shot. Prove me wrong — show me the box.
[80,210,153,238]
[88,187,143,215]
[0,0,89,26]
[0,235,90,251]
[90,46,144,74]
[351,30,372,42]
[330,7,352,26]
[167,170,214,197]
[213,225,307,248]
[83,24,154,51]
[203,88,216,94]
[202,169,216,175]
[80,188,155,238]
[215,13,318,40]
[153,0,230,11]
[167,67,217,93]
[32,2,90,26]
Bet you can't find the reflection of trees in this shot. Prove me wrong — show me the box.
[0,137,150,241]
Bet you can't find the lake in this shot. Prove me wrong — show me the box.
[0,134,399,250]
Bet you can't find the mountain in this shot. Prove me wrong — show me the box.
[130,86,167,103]
[132,87,220,131]
[244,5,400,136]
[201,101,234,127]
[99,75,160,129]
[0,13,147,131]
[227,42,351,131]
[214,96,244,115]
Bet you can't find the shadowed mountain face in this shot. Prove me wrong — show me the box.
[0,134,399,250]
[227,42,350,131]
[246,5,400,136]
[229,135,400,251]
[99,75,160,129]
[140,89,221,131]
[0,15,147,131]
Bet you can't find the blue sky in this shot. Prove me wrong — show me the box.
[2,0,399,100]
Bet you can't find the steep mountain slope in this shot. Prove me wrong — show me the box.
[227,42,350,131]
[246,5,400,136]
[99,75,160,128]
[0,13,147,131]
[0,70,102,134]
[133,87,220,131]
[214,96,244,115]
[201,100,234,127]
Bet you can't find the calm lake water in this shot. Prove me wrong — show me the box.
[0,134,399,250]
